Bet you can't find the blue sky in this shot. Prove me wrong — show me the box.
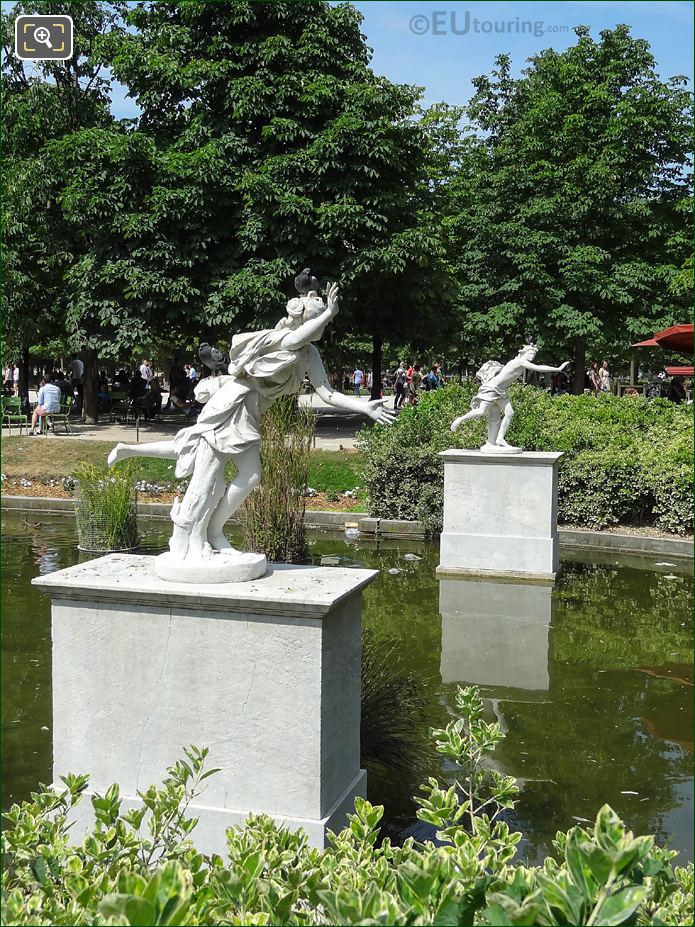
[353,1,694,108]
[97,1,695,119]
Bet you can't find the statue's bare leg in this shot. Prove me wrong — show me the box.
[486,404,502,446]
[451,405,487,432]
[169,441,227,559]
[108,440,177,466]
[495,402,515,447]
[207,446,262,551]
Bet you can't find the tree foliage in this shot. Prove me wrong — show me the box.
[1,1,127,360]
[445,25,693,385]
[101,0,451,350]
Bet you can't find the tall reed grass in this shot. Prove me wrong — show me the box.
[241,396,315,562]
[74,462,139,552]
[360,629,438,780]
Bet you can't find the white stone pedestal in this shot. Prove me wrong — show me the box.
[33,554,377,853]
[438,450,563,580]
[439,578,552,690]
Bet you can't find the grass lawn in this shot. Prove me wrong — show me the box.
[1,439,366,510]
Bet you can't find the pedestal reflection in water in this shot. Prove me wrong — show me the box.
[439,578,552,691]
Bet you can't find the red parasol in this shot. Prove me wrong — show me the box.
[632,324,694,353]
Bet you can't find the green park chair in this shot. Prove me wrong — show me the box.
[2,396,29,435]
[109,390,129,423]
[46,395,74,435]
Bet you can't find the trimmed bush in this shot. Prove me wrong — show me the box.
[360,385,693,534]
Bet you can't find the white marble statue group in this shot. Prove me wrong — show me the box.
[108,271,567,582]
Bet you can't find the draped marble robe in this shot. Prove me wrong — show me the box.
[172,328,307,479]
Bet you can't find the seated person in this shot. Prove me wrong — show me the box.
[29,375,62,435]
[163,384,196,417]
[53,371,73,400]
[97,379,112,412]
[113,369,131,390]
[148,378,163,418]
[128,371,147,400]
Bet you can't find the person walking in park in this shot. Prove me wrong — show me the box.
[353,366,364,398]
[12,362,20,396]
[426,365,440,390]
[29,374,62,435]
[668,375,686,404]
[408,364,423,406]
[599,360,611,393]
[393,362,407,409]
[588,361,601,395]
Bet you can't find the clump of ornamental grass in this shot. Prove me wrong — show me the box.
[73,461,139,552]
[242,395,315,562]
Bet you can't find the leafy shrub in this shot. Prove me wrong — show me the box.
[74,462,139,551]
[3,688,692,926]
[360,386,694,534]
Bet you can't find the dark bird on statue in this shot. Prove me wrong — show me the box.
[198,343,229,375]
[294,268,320,294]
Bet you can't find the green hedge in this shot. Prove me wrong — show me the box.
[360,385,694,535]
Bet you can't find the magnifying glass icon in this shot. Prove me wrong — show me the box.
[34,26,53,49]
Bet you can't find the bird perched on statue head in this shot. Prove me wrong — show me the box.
[294,267,320,294]
[198,342,228,374]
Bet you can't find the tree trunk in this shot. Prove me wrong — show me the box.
[572,336,586,395]
[629,350,638,386]
[370,334,383,400]
[20,345,30,397]
[81,347,99,423]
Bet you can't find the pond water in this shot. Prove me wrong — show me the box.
[2,511,692,864]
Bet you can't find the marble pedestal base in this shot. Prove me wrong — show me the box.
[438,450,564,581]
[33,555,377,852]
[154,548,267,583]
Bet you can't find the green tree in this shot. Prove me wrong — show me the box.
[446,25,693,390]
[105,0,453,397]
[1,1,127,417]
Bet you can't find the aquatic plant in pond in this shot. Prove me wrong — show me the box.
[73,462,139,552]
[360,629,437,783]
[241,396,315,562]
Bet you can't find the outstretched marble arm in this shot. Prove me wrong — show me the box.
[521,359,570,374]
[305,344,395,425]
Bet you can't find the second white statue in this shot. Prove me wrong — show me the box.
[108,272,395,583]
[450,344,569,454]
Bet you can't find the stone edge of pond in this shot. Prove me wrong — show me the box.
[2,494,693,560]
